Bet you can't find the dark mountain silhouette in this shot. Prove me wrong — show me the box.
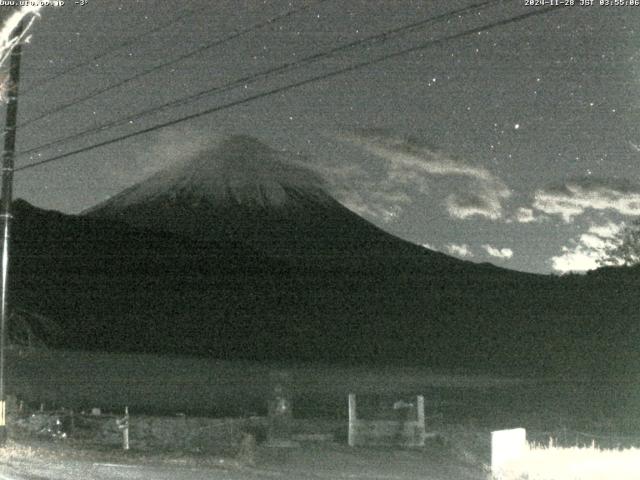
[84,136,473,266]
[7,136,640,375]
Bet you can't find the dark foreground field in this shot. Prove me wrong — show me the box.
[4,348,640,479]
[6,348,640,426]
[7,348,530,417]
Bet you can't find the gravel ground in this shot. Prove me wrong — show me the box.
[0,425,490,480]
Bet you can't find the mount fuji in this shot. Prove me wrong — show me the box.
[84,135,465,265]
[5,135,639,374]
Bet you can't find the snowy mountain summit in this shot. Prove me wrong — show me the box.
[90,135,328,212]
[86,134,439,260]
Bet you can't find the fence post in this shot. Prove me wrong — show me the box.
[266,371,296,447]
[416,395,425,426]
[348,394,357,447]
[121,406,130,451]
[416,395,426,445]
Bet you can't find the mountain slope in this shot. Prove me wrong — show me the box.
[10,198,640,375]
[85,135,475,268]
[5,135,639,375]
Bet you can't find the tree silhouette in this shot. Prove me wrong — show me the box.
[598,219,640,267]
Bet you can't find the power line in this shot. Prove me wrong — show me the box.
[15,5,562,174]
[21,8,194,95]
[17,0,327,130]
[16,4,561,172]
[18,0,506,157]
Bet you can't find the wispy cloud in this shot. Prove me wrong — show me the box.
[446,189,506,220]
[482,244,513,259]
[331,188,404,223]
[446,243,473,257]
[513,207,542,224]
[343,130,493,181]
[551,222,624,273]
[533,177,640,223]
[336,130,511,221]
[326,175,411,223]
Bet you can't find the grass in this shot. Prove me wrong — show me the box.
[495,439,640,480]
[4,347,526,417]
[0,440,38,463]
[0,436,243,469]
[5,347,640,479]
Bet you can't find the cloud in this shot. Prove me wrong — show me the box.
[335,188,404,223]
[312,156,414,222]
[446,243,473,257]
[588,222,623,239]
[533,177,640,223]
[551,222,624,273]
[482,244,513,259]
[344,131,493,182]
[446,189,506,220]
[513,207,541,224]
[551,247,602,273]
[337,130,511,221]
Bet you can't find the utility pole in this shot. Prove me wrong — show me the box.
[0,18,24,445]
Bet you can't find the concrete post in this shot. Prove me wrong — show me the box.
[348,394,357,447]
[118,406,129,451]
[416,395,424,425]
[266,371,296,447]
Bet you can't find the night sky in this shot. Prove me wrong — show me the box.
[4,0,640,274]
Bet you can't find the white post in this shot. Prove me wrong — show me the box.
[416,395,425,426]
[491,428,527,475]
[122,406,129,451]
[416,395,426,445]
[348,394,356,447]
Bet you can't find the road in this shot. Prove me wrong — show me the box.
[0,438,487,480]
[0,460,439,480]
[0,455,486,480]
[0,460,286,480]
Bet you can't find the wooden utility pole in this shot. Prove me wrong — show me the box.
[0,18,24,445]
